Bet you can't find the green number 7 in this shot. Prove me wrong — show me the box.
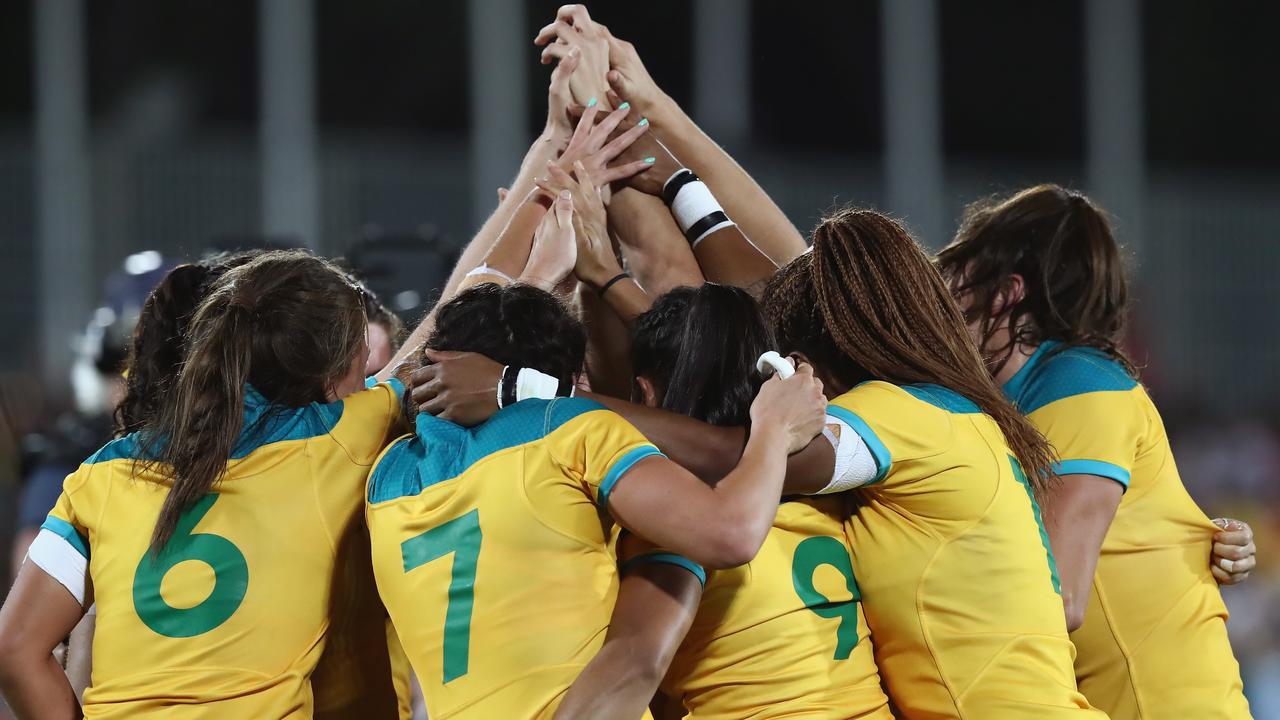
[792,535,861,660]
[402,509,482,684]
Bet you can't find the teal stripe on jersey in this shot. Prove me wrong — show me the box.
[1053,459,1131,489]
[621,552,707,585]
[1002,341,1137,415]
[825,404,891,483]
[41,516,89,560]
[597,445,665,510]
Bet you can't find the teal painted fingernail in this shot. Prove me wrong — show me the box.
[619,102,630,110]
[644,157,656,164]
[638,118,649,126]
[587,97,598,108]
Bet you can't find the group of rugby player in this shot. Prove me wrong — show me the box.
[0,5,1260,719]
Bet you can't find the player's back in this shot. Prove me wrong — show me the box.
[40,382,403,718]
[838,381,1104,719]
[662,495,891,720]
[366,397,663,720]
[1005,342,1250,719]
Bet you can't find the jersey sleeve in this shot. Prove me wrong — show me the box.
[1026,390,1144,490]
[544,400,665,511]
[826,382,952,488]
[28,467,93,604]
[330,379,407,465]
[616,529,707,586]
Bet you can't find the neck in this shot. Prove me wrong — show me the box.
[991,341,1038,386]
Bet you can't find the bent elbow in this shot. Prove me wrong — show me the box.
[699,525,764,570]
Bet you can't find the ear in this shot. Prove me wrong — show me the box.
[991,273,1026,316]
[787,350,813,368]
[634,375,661,408]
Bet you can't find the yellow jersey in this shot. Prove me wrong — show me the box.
[366,397,667,720]
[1004,342,1250,719]
[660,495,892,720]
[837,381,1103,719]
[40,381,404,719]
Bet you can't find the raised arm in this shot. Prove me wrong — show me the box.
[376,57,652,382]
[597,104,778,295]
[604,37,805,264]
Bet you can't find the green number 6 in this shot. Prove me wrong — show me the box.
[792,535,861,660]
[132,494,249,638]
[402,509,482,684]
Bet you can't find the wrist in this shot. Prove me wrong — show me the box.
[644,92,681,126]
[745,422,790,453]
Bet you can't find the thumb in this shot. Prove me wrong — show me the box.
[555,190,574,228]
[607,70,628,99]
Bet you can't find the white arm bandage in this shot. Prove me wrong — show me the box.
[27,529,88,605]
[814,413,879,494]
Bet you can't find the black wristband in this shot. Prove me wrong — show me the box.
[684,210,730,246]
[598,272,631,298]
[661,169,699,207]
[556,376,575,398]
[500,365,519,408]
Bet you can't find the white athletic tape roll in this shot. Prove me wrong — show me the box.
[756,351,795,379]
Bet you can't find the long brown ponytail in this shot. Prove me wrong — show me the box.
[140,250,367,552]
[765,208,1056,491]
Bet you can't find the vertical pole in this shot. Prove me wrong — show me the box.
[881,0,946,248]
[468,0,528,231]
[1085,0,1144,255]
[35,0,92,393]
[260,0,319,248]
[693,0,751,148]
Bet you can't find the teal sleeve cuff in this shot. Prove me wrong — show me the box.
[621,552,707,586]
[1053,459,1131,490]
[825,405,892,483]
[385,377,406,400]
[41,516,89,560]
[597,445,665,511]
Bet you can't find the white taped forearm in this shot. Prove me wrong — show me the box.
[814,414,878,494]
[27,529,88,605]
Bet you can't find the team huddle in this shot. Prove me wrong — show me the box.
[0,5,1261,720]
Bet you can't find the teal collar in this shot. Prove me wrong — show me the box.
[1000,340,1060,403]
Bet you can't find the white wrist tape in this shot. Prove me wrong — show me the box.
[814,414,878,494]
[466,264,515,284]
[516,367,561,402]
[670,181,735,248]
[28,529,88,605]
[670,181,721,233]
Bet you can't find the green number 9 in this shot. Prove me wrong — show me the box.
[791,535,861,660]
[132,494,249,638]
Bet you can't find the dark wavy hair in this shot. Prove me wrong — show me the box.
[425,283,586,390]
[630,284,772,427]
[936,184,1135,376]
[115,252,260,436]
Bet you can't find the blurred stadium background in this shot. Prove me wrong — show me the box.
[0,0,1276,714]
